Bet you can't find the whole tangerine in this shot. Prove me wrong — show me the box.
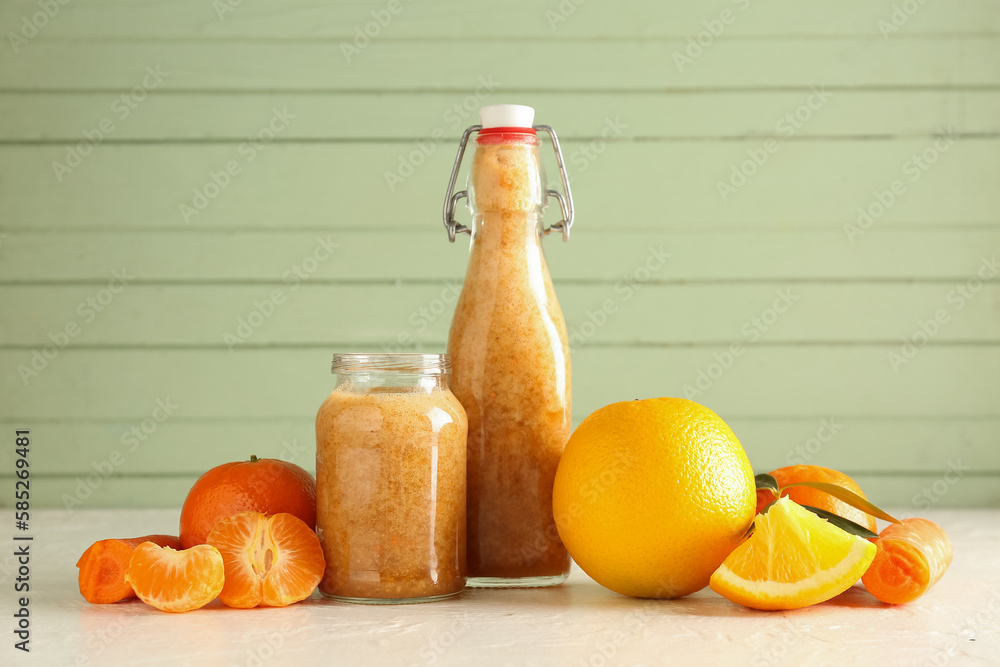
[180,455,316,549]
[756,464,877,532]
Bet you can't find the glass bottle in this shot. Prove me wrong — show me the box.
[443,104,575,587]
[315,353,468,603]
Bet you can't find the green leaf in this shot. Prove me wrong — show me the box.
[800,505,880,539]
[754,473,779,495]
[781,481,901,524]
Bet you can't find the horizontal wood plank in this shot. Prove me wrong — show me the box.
[2,347,998,420]
[2,0,999,39]
[2,91,998,141]
[2,140,997,230]
[2,39,999,92]
[0,418,994,476]
[1,283,997,346]
[3,230,998,282]
[3,473,994,510]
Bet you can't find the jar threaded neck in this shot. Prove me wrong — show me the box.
[331,353,451,375]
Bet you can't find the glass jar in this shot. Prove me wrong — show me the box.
[315,353,468,603]
[443,105,574,587]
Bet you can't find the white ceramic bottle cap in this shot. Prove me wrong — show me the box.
[479,104,535,129]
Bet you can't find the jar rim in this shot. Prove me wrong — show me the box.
[331,353,451,375]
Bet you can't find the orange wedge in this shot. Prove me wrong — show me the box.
[710,497,876,610]
[207,512,324,608]
[124,542,224,613]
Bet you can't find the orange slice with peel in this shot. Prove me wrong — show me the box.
[710,496,876,610]
[125,542,224,613]
[207,511,325,608]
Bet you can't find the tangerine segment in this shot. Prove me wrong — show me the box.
[710,497,876,611]
[77,535,182,604]
[124,543,224,613]
[207,512,325,608]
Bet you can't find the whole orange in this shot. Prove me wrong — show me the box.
[553,398,755,599]
[756,464,877,532]
[179,456,316,549]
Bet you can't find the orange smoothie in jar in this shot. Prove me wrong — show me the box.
[447,111,572,587]
[315,354,467,603]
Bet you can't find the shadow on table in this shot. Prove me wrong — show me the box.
[449,581,754,617]
[295,581,887,616]
[822,584,891,609]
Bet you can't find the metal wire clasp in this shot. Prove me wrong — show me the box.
[442,124,575,243]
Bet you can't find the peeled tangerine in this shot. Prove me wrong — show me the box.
[710,497,877,610]
[207,512,325,608]
[125,542,225,613]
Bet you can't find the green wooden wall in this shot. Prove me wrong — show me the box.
[1,0,998,509]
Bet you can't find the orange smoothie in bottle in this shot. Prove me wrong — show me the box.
[445,104,573,587]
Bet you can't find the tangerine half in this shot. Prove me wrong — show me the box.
[207,512,325,608]
[124,542,224,613]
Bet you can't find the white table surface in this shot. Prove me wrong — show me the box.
[3,509,999,666]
